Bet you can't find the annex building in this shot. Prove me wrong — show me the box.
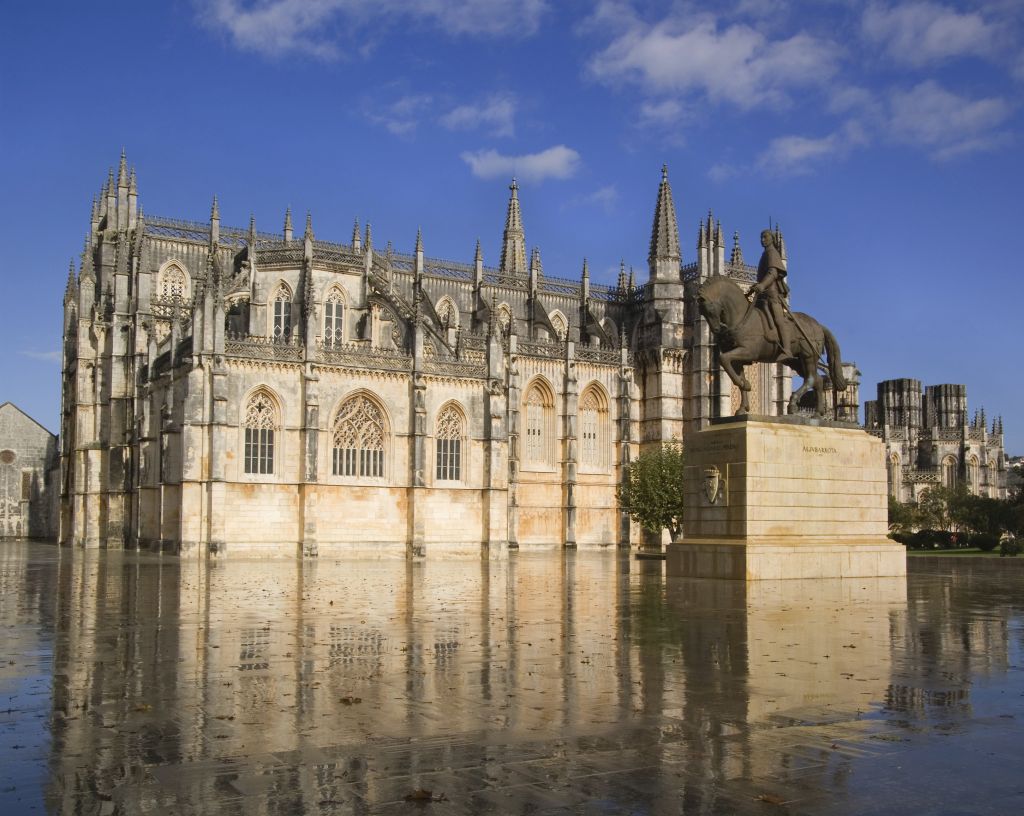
[61,154,807,556]
[864,380,1008,501]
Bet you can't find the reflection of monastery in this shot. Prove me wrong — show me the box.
[864,380,1007,500]
[61,154,811,555]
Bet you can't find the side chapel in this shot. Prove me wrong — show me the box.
[60,155,806,556]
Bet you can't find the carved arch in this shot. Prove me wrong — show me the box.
[435,295,460,330]
[523,376,556,467]
[156,259,191,302]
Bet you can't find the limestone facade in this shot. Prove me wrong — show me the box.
[0,402,58,538]
[60,155,793,556]
[863,379,1008,501]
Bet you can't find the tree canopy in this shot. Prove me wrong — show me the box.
[617,442,685,543]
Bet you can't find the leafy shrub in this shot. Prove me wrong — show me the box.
[999,537,1021,557]
[973,533,1000,552]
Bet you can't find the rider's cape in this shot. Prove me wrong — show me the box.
[756,241,788,296]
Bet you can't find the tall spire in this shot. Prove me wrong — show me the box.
[649,164,681,268]
[283,207,293,242]
[730,230,744,266]
[364,222,373,250]
[64,259,77,305]
[617,259,627,291]
[474,238,482,264]
[211,195,220,221]
[210,195,220,247]
[352,218,361,251]
[415,226,423,255]
[499,179,527,276]
[117,148,128,188]
[304,210,313,241]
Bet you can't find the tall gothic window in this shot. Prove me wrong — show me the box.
[273,284,292,340]
[159,264,188,301]
[324,289,344,348]
[436,405,464,481]
[333,395,386,478]
[941,455,958,489]
[579,386,608,468]
[525,381,553,466]
[244,391,277,474]
[888,454,901,498]
[967,456,980,494]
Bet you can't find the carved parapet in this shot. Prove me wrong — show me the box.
[314,339,413,372]
[224,334,304,362]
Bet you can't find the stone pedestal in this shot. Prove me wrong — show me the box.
[667,415,906,580]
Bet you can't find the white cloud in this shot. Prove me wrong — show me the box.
[440,94,517,137]
[366,94,434,136]
[565,185,618,213]
[460,145,581,182]
[888,80,1010,159]
[20,350,61,363]
[199,0,548,58]
[708,163,740,183]
[587,14,838,110]
[862,2,998,66]
[638,98,685,126]
[758,121,868,175]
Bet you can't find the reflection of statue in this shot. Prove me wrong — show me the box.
[746,230,792,356]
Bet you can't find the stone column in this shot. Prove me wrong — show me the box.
[563,341,578,548]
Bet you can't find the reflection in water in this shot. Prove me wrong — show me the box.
[0,544,1021,814]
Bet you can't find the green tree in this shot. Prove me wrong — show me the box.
[617,442,686,543]
[888,495,917,533]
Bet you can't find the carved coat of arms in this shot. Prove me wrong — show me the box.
[702,465,724,504]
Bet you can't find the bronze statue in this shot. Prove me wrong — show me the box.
[697,231,847,417]
[747,229,792,355]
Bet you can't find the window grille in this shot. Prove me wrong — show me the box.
[244,392,276,474]
[435,405,464,481]
[273,286,292,340]
[160,265,187,301]
[580,388,607,468]
[525,386,551,465]
[324,291,344,347]
[333,396,386,478]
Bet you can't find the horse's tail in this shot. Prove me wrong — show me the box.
[823,327,847,391]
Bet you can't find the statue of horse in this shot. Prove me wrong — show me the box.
[696,275,847,417]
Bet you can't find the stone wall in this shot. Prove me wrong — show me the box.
[0,403,58,538]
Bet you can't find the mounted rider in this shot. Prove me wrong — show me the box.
[747,229,794,356]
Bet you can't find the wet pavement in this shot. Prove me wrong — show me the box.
[1,541,1022,815]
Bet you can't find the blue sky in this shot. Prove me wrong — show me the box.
[1,0,1021,452]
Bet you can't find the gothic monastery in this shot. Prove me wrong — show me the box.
[60,154,804,556]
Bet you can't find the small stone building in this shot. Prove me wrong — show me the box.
[864,379,1008,501]
[0,402,58,538]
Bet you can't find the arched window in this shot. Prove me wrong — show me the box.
[941,455,958,489]
[437,297,459,330]
[324,288,345,348]
[524,380,554,466]
[497,304,513,335]
[888,454,901,498]
[967,455,980,494]
[272,283,292,340]
[435,404,464,481]
[549,311,567,341]
[579,385,609,468]
[244,391,277,474]
[333,395,386,478]
[159,263,189,301]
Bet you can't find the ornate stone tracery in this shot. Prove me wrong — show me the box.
[579,385,608,468]
[435,404,464,481]
[333,395,386,478]
[243,391,277,474]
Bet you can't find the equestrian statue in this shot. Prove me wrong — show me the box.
[696,228,846,417]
